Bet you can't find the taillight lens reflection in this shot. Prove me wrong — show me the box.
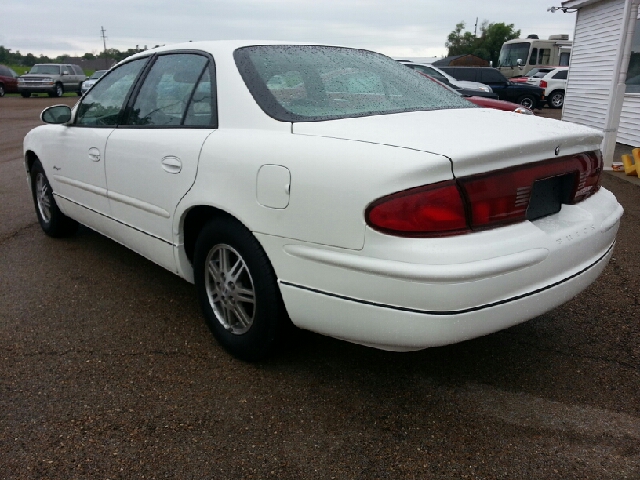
[366,151,602,237]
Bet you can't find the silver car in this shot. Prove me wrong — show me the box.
[81,70,108,95]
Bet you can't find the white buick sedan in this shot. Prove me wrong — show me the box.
[24,41,623,360]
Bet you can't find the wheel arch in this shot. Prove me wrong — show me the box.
[181,204,248,266]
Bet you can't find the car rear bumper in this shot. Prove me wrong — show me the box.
[257,187,622,351]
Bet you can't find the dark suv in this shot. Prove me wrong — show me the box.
[439,67,545,110]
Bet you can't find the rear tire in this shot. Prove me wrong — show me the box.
[21,92,31,98]
[30,160,78,237]
[0,84,5,97]
[547,90,565,109]
[193,217,289,361]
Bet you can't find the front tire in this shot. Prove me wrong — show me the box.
[548,90,565,109]
[517,94,536,110]
[0,84,5,97]
[30,160,78,237]
[21,91,31,98]
[49,83,63,97]
[194,217,288,361]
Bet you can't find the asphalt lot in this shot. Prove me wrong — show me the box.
[1,96,639,479]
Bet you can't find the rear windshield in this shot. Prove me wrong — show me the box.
[234,45,473,122]
[29,65,61,75]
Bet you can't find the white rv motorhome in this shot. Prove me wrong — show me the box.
[498,35,572,78]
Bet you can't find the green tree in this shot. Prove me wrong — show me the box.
[445,21,521,66]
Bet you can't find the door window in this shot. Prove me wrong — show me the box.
[529,48,538,65]
[125,54,209,126]
[76,58,148,126]
[538,49,551,65]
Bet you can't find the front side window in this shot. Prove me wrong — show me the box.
[235,45,473,122]
[626,17,640,93]
[125,54,209,126]
[76,58,148,126]
[529,48,538,65]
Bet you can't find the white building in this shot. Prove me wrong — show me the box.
[561,0,640,168]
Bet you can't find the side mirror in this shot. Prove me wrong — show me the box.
[41,105,72,124]
[516,59,523,68]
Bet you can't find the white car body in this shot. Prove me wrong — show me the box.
[24,41,622,358]
[526,67,568,108]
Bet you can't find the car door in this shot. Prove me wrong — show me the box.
[103,52,216,272]
[49,58,149,220]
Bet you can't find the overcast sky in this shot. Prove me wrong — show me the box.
[1,0,577,58]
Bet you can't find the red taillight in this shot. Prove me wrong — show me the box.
[540,80,548,88]
[366,181,469,236]
[366,151,602,237]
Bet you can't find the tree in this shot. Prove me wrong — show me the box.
[445,21,521,66]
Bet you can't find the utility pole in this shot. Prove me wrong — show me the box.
[474,17,478,37]
[101,26,108,69]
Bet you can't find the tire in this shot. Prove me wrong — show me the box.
[517,94,536,110]
[49,83,63,97]
[193,217,289,361]
[30,160,78,237]
[0,84,5,97]
[21,92,31,98]
[77,82,83,96]
[547,90,565,109]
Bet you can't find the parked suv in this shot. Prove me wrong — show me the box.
[0,64,19,96]
[526,67,568,109]
[439,66,545,110]
[18,64,86,97]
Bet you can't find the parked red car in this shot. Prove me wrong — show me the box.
[0,64,19,96]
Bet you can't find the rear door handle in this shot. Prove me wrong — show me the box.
[161,156,182,174]
[88,147,100,162]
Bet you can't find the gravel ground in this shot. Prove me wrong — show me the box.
[1,96,639,479]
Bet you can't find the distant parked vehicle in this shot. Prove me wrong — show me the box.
[439,66,545,110]
[510,67,559,83]
[397,61,494,94]
[0,64,19,96]
[526,67,568,109]
[498,35,572,78]
[18,64,86,97]
[81,70,108,95]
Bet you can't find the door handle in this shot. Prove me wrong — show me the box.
[88,147,100,162]
[161,156,182,174]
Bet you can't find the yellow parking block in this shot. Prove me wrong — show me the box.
[634,148,640,178]
[621,154,636,175]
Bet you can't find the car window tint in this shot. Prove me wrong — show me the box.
[30,65,60,75]
[183,68,214,126]
[0,66,8,76]
[76,58,148,126]
[552,70,568,80]
[235,46,473,122]
[480,69,506,83]
[126,54,208,126]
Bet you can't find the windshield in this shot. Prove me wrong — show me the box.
[234,45,473,122]
[28,65,61,75]
[90,70,107,79]
[498,43,531,68]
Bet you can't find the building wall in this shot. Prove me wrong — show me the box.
[563,0,626,130]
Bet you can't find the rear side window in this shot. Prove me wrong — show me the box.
[552,70,568,80]
[480,69,507,83]
[125,53,211,127]
[442,68,477,82]
[538,49,551,65]
[76,58,148,126]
